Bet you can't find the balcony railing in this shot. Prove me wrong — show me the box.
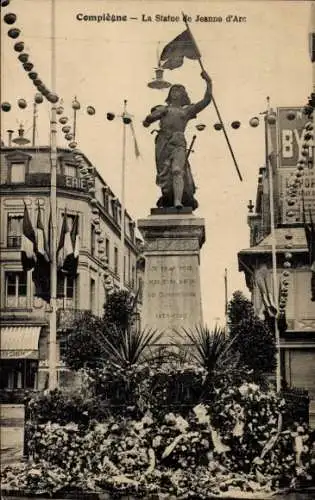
[7,235,21,248]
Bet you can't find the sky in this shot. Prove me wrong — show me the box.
[1,0,313,326]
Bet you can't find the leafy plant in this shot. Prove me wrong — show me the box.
[175,325,240,380]
[93,326,164,369]
[228,291,276,377]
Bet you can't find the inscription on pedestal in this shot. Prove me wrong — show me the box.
[142,256,202,342]
[138,213,205,344]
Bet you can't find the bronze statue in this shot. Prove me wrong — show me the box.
[143,70,212,210]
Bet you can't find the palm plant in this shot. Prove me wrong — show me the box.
[94,325,164,369]
[175,324,240,378]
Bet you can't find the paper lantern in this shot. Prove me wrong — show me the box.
[17,98,27,109]
[65,133,73,141]
[68,141,77,149]
[62,125,71,133]
[231,120,241,129]
[14,41,24,52]
[249,116,259,127]
[196,123,206,131]
[214,123,222,131]
[34,93,43,104]
[4,12,16,24]
[59,116,68,125]
[56,106,64,115]
[107,112,115,121]
[28,72,38,80]
[47,92,59,103]
[23,62,34,71]
[18,53,28,63]
[1,102,11,112]
[8,27,20,38]
[87,106,95,115]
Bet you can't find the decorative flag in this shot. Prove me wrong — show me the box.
[266,117,277,172]
[70,214,80,277]
[21,202,36,271]
[256,265,277,320]
[33,204,51,302]
[57,210,74,275]
[302,194,315,301]
[130,121,141,158]
[159,29,200,70]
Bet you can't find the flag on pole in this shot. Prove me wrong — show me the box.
[33,203,51,302]
[21,202,36,271]
[160,29,201,70]
[266,117,277,172]
[57,210,74,275]
[256,265,278,320]
[302,194,315,301]
[130,121,141,158]
[70,213,80,277]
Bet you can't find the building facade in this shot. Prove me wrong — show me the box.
[238,107,315,425]
[0,141,143,395]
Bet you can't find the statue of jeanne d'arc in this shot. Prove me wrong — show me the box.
[143,70,212,210]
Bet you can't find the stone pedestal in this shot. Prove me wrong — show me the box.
[137,209,205,343]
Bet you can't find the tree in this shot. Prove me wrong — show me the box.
[63,311,107,370]
[227,291,276,376]
[63,290,162,371]
[103,290,137,332]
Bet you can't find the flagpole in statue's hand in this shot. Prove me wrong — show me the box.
[182,13,243,182]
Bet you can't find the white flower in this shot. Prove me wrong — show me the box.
[193,404,210,425]
[152,435,162,448]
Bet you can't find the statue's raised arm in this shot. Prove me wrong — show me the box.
[188,71,212,116]
[143,71,212,210]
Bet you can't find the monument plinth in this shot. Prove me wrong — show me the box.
[138,209,206,343]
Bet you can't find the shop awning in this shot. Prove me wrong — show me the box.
[0,326,41,359]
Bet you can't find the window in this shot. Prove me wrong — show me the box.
[91,225,96,256]
[114,247,119,275]
[129,221,135,241]
[111,199,118,221]
[103,188,109,212]
[10,163,25,183]
[5,271,27,308]
[124,255,127,283]
[7,214,23,248]
[90,278,96,312]
[0,360,37,390]
[105,237,110,263]
[62,213,77,232]
[64,164,77,178]
[57,274,75,299]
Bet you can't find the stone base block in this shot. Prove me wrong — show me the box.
[137,212,205,343]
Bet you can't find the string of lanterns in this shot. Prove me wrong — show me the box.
[1,2,111,282]
[277,110,314,315]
